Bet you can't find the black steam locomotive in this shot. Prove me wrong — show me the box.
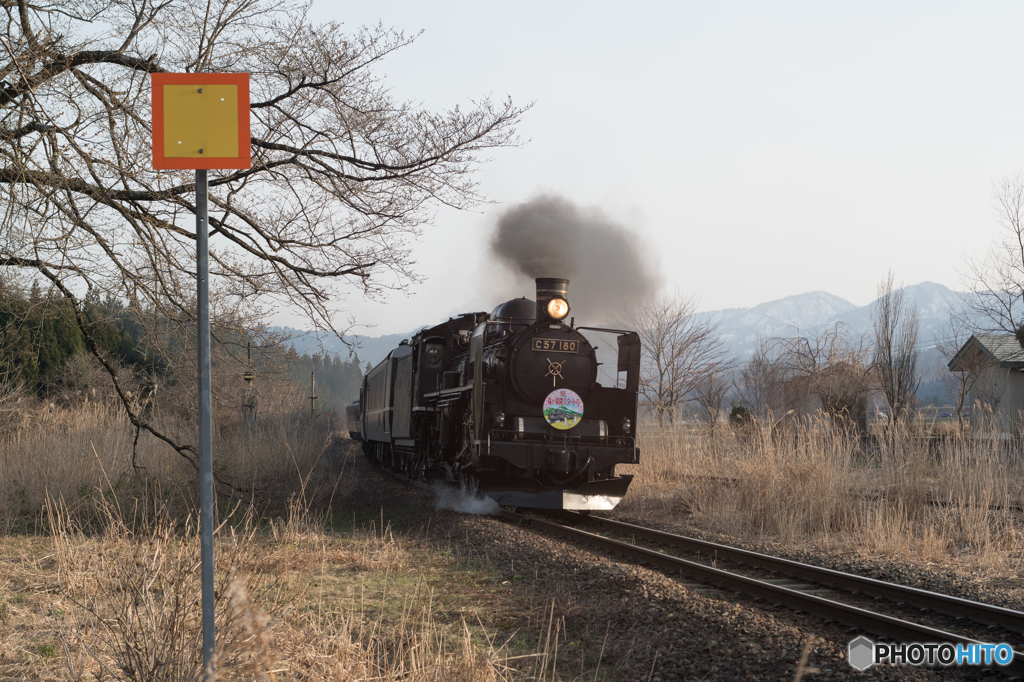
[346,278,641,510]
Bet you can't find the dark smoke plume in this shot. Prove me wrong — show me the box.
[489,195,661,323]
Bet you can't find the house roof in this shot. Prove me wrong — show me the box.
[948,334,1024,371]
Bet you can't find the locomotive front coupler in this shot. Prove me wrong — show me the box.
[545,445,594,478]
[547,454,594,486]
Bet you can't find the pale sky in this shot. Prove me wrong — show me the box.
[292,1,1024,336]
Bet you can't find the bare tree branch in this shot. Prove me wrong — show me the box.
[620,290,731,426]
[736,336,789,419]
[0,0,528,470]
[961,174,1024,336]
[693,368,731,435]
[772,324,873,427]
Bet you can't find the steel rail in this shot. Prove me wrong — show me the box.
[570,514,1024,636]
[500,510,1024,676]
[372,463,1024,674]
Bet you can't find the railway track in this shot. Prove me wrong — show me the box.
[378,465,1024,674]
[500,509,1024,677]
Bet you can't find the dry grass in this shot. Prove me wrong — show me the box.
[0,468,521,681]
[22,499,512,681]
[0,384,334,527]
[0,390,523,681]
[16,379,1024,678]
[621,415,1024,572]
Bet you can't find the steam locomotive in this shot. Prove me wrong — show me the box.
[345,278,641,510]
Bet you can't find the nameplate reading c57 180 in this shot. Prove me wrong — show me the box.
[532,338,578,353]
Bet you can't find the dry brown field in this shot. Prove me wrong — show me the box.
[0,398,534,680]
[3,399,1024,680]
[617,416,1024,578]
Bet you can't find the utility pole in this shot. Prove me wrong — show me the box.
[242,341,256,431]
[309,370,318,416]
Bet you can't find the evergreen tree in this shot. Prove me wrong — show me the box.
[0,283,156,393]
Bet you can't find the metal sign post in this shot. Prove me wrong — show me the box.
[195,167,215,672]
[151,72,251,679]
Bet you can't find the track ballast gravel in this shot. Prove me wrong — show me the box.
[339,443,989,680]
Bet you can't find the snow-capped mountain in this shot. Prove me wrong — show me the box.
[824,282,962,347]
[272,327,423,368]
[707,282,964,359]
[708,291,860,355]
[701,282,965,402]
[279,282,970,401]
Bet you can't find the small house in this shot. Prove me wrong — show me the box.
[947,334,1024,435]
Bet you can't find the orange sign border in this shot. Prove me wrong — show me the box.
[152,73,251,170]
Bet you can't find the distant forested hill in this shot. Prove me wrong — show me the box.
[0,282,364,411]
[0,281,160,393]
[283,350,365,413]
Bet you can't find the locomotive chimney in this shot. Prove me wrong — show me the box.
[536,277,570,322]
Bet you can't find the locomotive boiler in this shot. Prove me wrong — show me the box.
[346,278,641,510]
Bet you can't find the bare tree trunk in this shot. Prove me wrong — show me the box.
[872,271,920,422]
[693,369,731,436]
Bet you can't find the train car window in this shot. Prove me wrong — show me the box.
[579,330,620,387]
[485,320,511,342]
[425,345,443,366]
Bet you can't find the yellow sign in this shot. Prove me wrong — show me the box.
[163,85,239,158]
[151,73,250,170]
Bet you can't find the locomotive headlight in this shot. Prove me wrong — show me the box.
[494,411,506,427]
[622,417,632,434]
[546,297,570,320]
